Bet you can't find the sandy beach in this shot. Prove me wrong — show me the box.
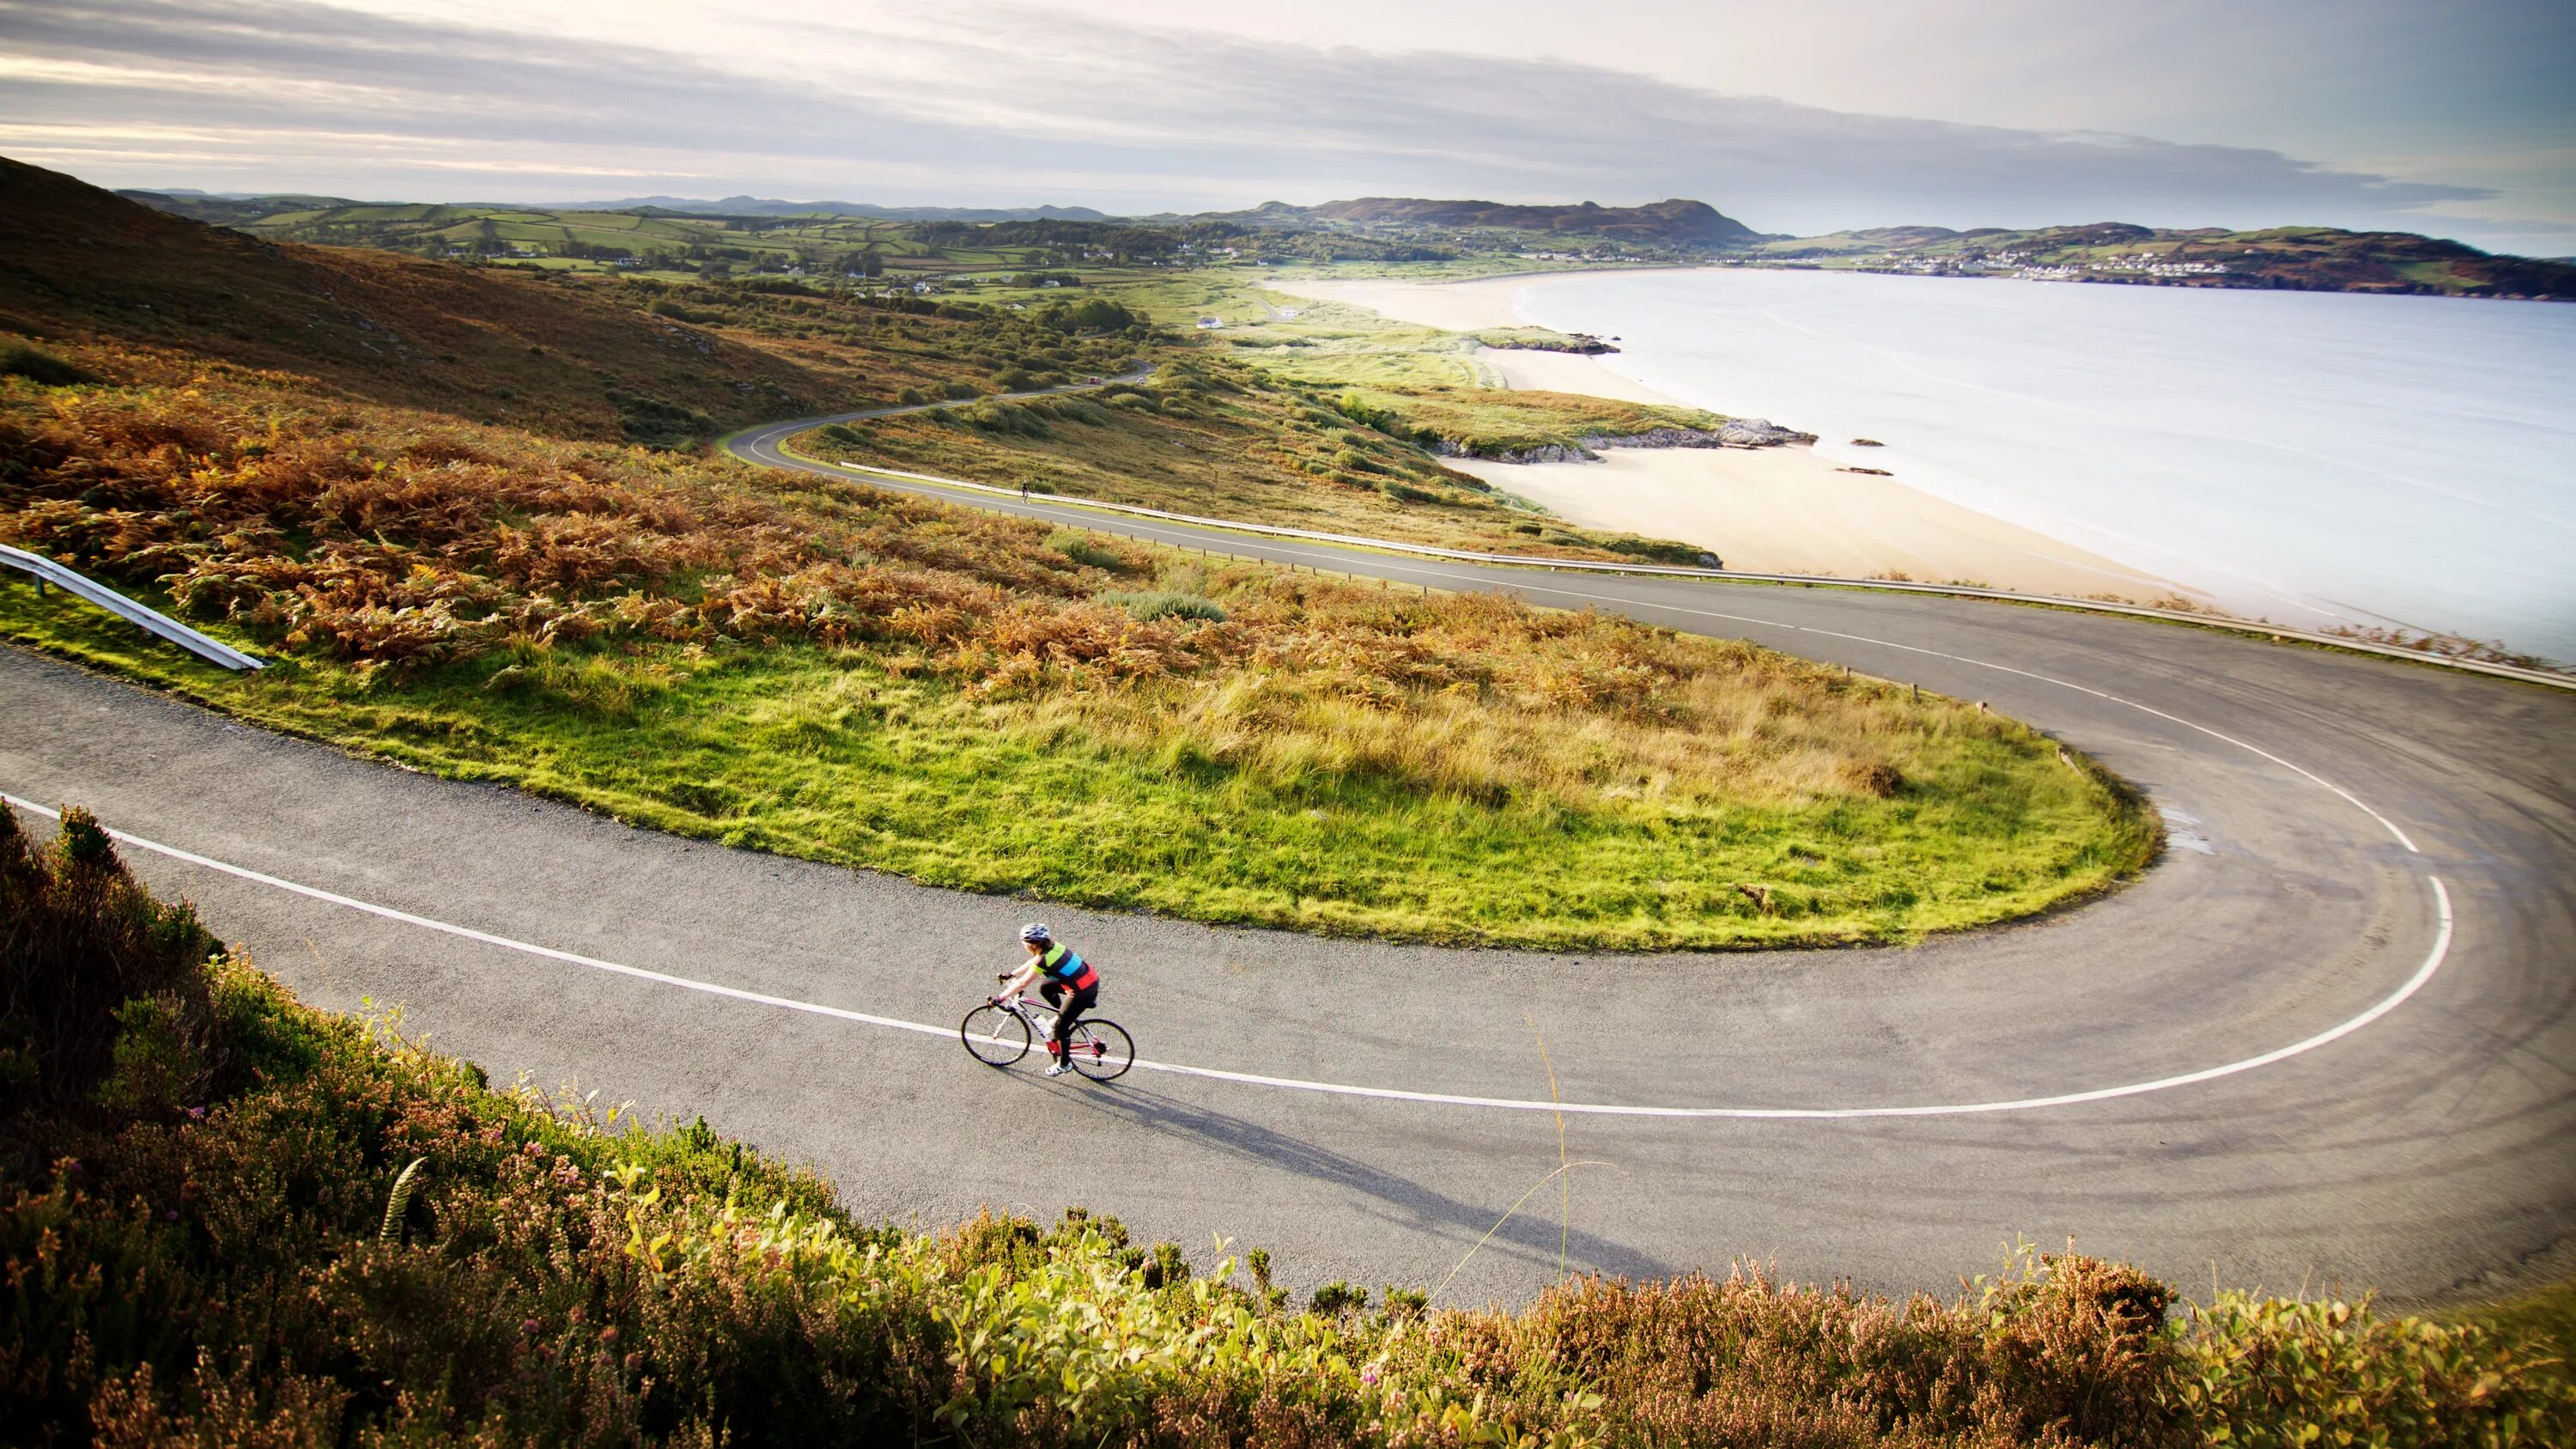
[1268,273,2189,600]
[1450,449,2179,596]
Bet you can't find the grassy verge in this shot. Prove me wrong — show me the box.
[0,565,2147,948]
[2447,1278,2576,1366]
[792,351,1722,563]
[1,360,2154,949]
[6,815,2569,1446]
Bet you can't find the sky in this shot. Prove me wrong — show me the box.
[0,0,2568,253]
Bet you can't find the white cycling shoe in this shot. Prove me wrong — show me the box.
[1044,1061,1072,1078]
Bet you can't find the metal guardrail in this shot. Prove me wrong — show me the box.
[783,452,2575,694]
[1,544,264,671]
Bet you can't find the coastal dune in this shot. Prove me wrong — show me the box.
[1272,274,2186,600]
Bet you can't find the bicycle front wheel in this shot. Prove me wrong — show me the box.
[1066,1020,1133,1081]
[960,1005,1031,1067]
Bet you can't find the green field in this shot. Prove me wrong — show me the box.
[3,350,2155,950]
[787,350,1728,562]
[1,559,2154,950]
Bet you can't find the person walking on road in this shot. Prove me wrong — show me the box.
[993,922,1100,1077]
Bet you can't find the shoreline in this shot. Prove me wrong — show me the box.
[1267,272,2197,603]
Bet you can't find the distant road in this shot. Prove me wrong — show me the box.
[6,403,2572,1307]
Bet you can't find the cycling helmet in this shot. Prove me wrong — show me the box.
[1019,922,1053,945]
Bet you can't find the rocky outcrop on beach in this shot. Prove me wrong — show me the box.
[1476,331,1620,355]
[1434,440,1596,464]
[1435,417,1815,464]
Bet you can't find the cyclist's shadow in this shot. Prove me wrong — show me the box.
[1009,1072,1670,1284]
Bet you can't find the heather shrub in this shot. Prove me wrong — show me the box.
[0,803,222,1111]
[2168,1292,2573,1447]
[1097,589,1227,624]
[1043,527,1131,572]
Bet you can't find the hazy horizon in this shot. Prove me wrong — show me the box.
[3,0,2568,254]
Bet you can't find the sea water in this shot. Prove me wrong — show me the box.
[1506,268,2576,663]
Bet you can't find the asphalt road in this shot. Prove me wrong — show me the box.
[5,419,2572,1310]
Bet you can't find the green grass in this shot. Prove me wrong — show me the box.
[2446,1279,2576,1371]
[1,571,2151,950]
[790,354,1725,562]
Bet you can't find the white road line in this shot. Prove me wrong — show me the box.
[2,796,953,1047]
[3,796,2453,1120]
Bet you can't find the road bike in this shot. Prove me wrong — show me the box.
[960,978,1134,1081]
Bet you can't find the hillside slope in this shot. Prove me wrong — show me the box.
[3,158,869,439]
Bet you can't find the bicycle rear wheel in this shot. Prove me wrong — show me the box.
[960,1005,1031,1067]
[1066,1020,1133,1081]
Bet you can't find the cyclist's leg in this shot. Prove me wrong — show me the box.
[1052,983,1096,1061]
[1037,980,1066,1056]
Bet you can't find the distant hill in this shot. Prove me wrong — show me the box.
[100,173,2576,301]
[1176,196,1774,247]
[119,189,1109,228]
[557,196,1110,222]
[1755,220,2574,300]
[120,189,372,226]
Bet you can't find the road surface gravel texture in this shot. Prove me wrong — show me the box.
[3,417,2570,1310]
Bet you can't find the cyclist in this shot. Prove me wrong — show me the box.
[993,922,1100,1077]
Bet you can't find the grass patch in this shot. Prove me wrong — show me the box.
[2446,1278,2576,1366]
[2,573,2152,947]
[5,826,2569,1446]
[1096,589,1227,624]
[793,352,1713,563]
[0,340,98,387]
[1,368,2153,950]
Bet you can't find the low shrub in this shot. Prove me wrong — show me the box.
[606,389,717,447]
[0,804,221,1110]
[1042,397,1110,426]
[643,297,721,325]
[0,340,98,387]
[1097,590,1227,624]
[951,399,1052,440]
[1044,528,1131,572]
[1603,536,1718,567]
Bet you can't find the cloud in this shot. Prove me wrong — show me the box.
[0,0,2531,246]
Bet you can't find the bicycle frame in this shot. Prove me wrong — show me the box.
[995,994,1114,1057]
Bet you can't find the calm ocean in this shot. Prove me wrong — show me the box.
[1508,267,2576,663]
